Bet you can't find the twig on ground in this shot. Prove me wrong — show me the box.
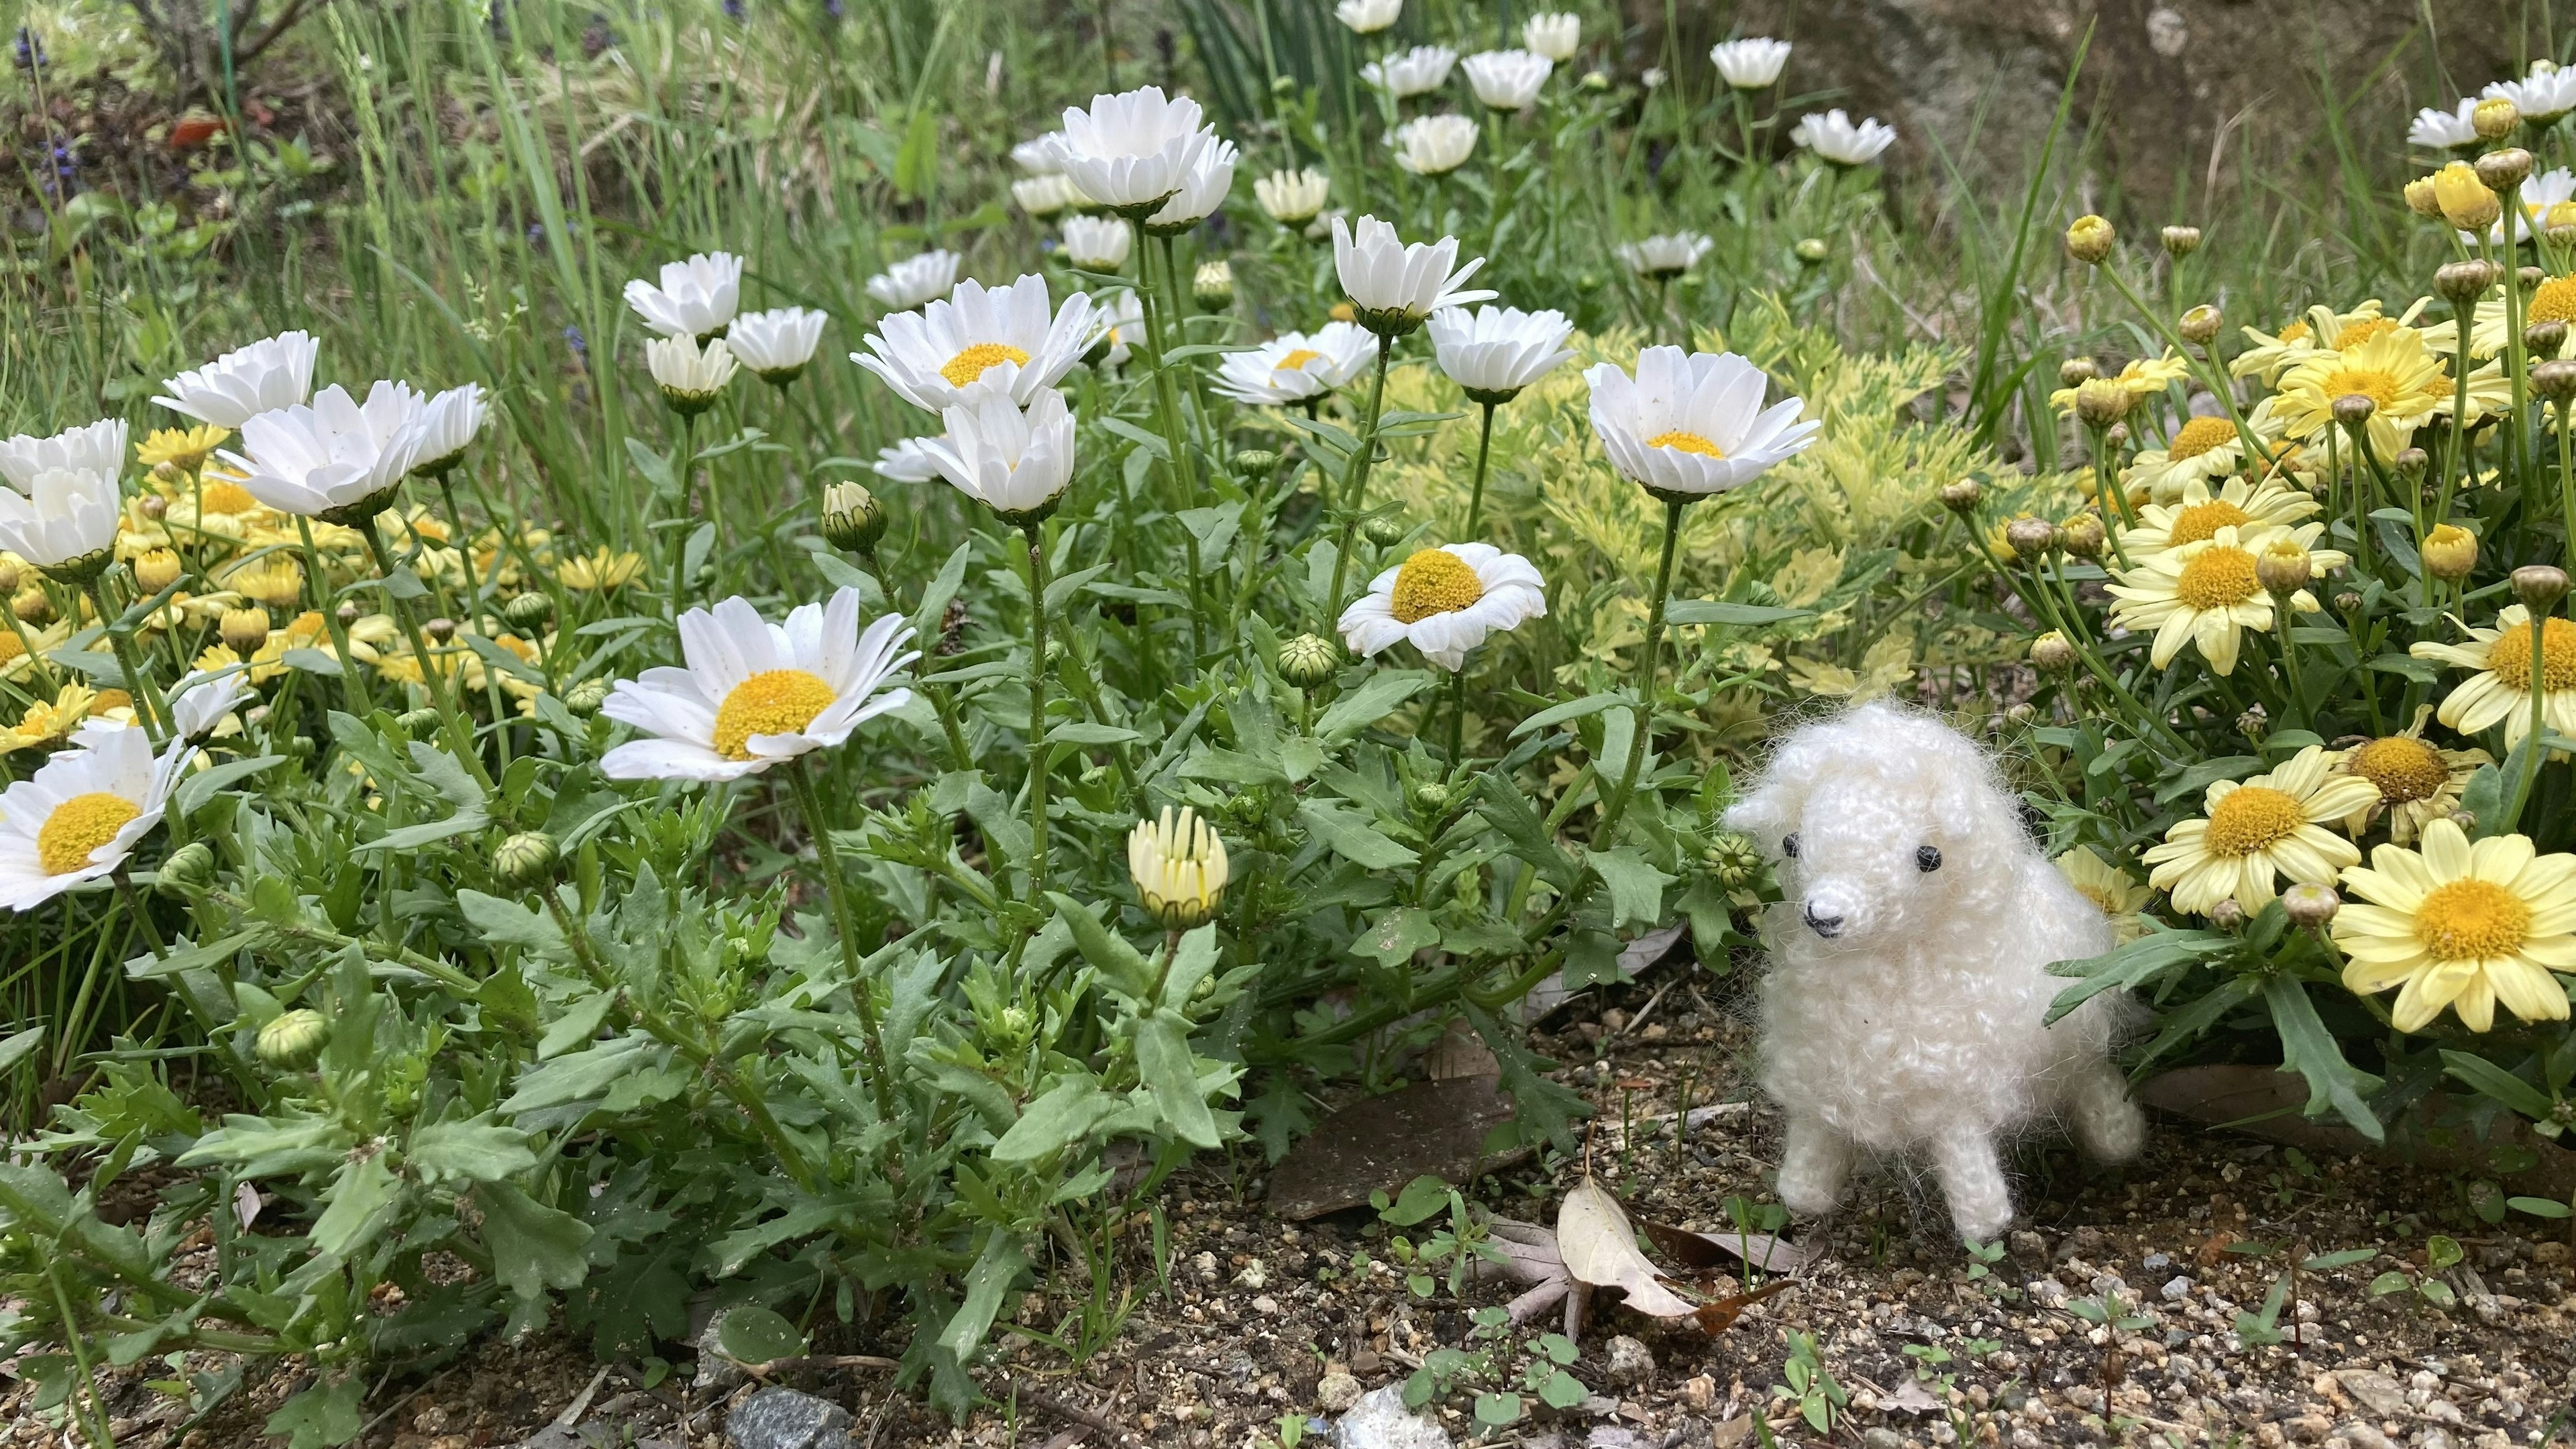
[1003,1381,1145,1449]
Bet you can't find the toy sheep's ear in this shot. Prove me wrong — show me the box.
[1721,780,1791,846]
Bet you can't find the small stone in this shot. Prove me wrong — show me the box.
[1317,1372,1364,1414]
[2337,1372,2410,1418]
[1236,1259,1269,1289]
[2141,1252,2172,1272]
[1863,1431,1905,1449]
[2413,1430,2457,1449]
[1676,1375,1717,1413]
[1603,1335,1654,1387]
[2532,1241,2569,1268]
[2287,1416,2334,1444]
[694,1311,749,1395]
[1193,1250,1220,1283]
[726,1388,855,1449]
[2010,1230,2049,1261]
[1584,1430,1642,1449]
[2329,1424,2399,1449]
[1334,1385,1451,1449]
[2028,1277,2071,1309]
[2257,1427,2286,1449]
[2162,1275,2194,1301]
[1253,1295,1282,1316]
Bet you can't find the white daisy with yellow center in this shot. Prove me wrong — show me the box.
[2121,400,2301,507]
[854,274,1099,415]
[2104,522,2328,676]
[600,589,918,782]
[1338,543,1546,672]
[1129,806,1230,928]
[0,724,193,911]
[2053,845,2151,943]
[2411,604,2576,753]
[2330,709,2489,845]
[1212,323,1376,406]
[2116,470,2320,559]
[2142,746,2381,916]
[2333,818,2576,1034]
[1585,345,1819,500]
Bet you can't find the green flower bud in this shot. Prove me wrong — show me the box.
[503,591,555,630]
[564,677,611,716]
[820,480,888,553]
[1278,633,1341,688]
[494,831,560,888]
[256,1008,331,1070]
[398,707,443,741]
[156,841,216,897]
[1360,515,1407,547]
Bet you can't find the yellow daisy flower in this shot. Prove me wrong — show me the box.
[2425,274,2576,359]
[2115,473,2320,561]
[2055,845,2152,943]
[2104,523,2326,676]
[2273,327,2502,460]
[2143,746,2381,916]
[135,424,229,473]
[0,683,102,754]
[558,546,644,592]
[2048,352,2192,415]
[2411,604,2576,753]
[220,553,307,610]
[2229,300,2426,384]
[0,621,67,683]
[2330,708,2489,845]
[2333,817,2576,1033]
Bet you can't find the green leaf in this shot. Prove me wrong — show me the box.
[310,1152,401,1259]
[1462,1005,1589,1152]
[1134,1010,1222,1148]
[0,1024,42,1079]
[716,1305,806,1365]
[263,1377,364,1449]
[2301,1248,2378,1270]
[475,1181,594,1299]
[937,1230,1031,1358]
[1314,669,1433,743]
[1352,906,1441,968]
[2459,763,2505,840]
[458,890,568,956]
[893,105,939,198]
[1046,893,1154,998]
[2508,1196,2573,1218]
[539,990,618,1059]
[1662,600,1814,628]
[991,1079,1115,1163]
[1509,690,1623,739]
[1297,798,1418,869]
[172,754,283,818]
[1379,1175,1451,1226]
[1538,1368,1587,1409]
[407,1118,537,1185]
[2261,977,2383,1142]
[1161,924,1222,1010]
[1474,1392,1525,1426]
[2441,1051,2557,1120]
[1473,774,1576,888]
[1044,720,1140,746]
[2044,927,2230,1024]
[1587,849,1675,931]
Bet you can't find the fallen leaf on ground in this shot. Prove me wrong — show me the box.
[1556,1174,1698,1321]
[1641,1218,1811,1275]
[1691,1279,1790,1334]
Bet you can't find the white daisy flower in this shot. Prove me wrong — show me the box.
[410,384,488,478]
[1392,114,1478,175]
[220,381,431,522]
[1338,542,1546,671]
[854,274,1098,415]
[0,420,127,493]
[1462,49,1550,111]
[600,589,918,783]
[645,336,739,414]
[2473,165,2576,246]
[1585,345,1820,499]
[1615,232,1714,280]
[1362,45,1457,100]
[1790,109,1896,166]
[623,252,743,339]
[1428,305,1574,403]
[1091,288,1146,368]
[1710,37,1790,89]
[74,668,249,749]
[2409,98,2481,150]
[2490,61,2576,125]
[155,331,319,429]
[920,386,1079,523]
[1061,215,1135,270]
[1256,168,1332,225]
[1332,215,1495,335]
[1049,87,1217,217]
[1521,12,1579,61]
[1011,174,1089,219]
[1146,136,1237,233]
[865,250,964,311]
[726,308,830,384]
[1337,0,1400,35]
[1212,323,1377,405]
[873,435,947,484]
[1012,135,1065,174]
[0,466,119,572]
[0,726,194,910]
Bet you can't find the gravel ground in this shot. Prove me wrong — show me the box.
[7,963,2573,1449]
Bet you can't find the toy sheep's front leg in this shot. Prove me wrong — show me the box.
[2067,1057,2147,1164]
[1929,1130,2014,1243]
[1776,1114,1857,1218]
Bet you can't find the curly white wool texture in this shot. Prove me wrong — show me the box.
[1721,700,2145,1242]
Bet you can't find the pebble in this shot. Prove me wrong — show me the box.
[725,1387,855,1449]
[1334,1385,1451,1449]
[1862,1430,1904,1449]
[1604,1335,1655,1387]
[2162,1275,2194,1301]
[2142,1252,2172,1271]
[1676,1375,1717,1413]
[693,1310,750,1395]
[2329,1424,2399,1449]
[2028,1277,2071,1308]
[2335,1371,2410,1418]
[1584,1430,1643,1449]
[1317,1372,1363,1414]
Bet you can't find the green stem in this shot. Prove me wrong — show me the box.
[788,759,898,1121]
[669,410,696,612]
[294,513,374,716]
[1023,519,1053,899]
[1444,665,1468,762]
[362,519,495,797]
[1324,334,1395,622]
[1599,496,1684,842]
[1464,400,1499,537]
[83,580,168,742]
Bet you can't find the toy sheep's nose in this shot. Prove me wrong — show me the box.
[1802,902,1844,938]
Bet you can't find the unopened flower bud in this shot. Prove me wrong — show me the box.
[219,606,272,652]
[1579,70,1610,92]
[2421,524,2478,582]
[14,586,51,624]
[133,549,182,594]
[2394,446,2429,476]
[2257,539,2314,595]
[156,840,215,896]
[1193,260,1235,311]
[2064,214,2115,265]
[2331,393,2377,427]
[398,706,443,741]
[2449,808,2478,833]
[2535,358,2576,403]
[336,600,361,626]
[819,480,887,553]
[503,591,555,630]
[494,830,560,887]
[1705,831,1763,888]
[2404,175,2443,218]
[2179,304,2222,345]
[2237,702,2268,739]
[1409,780,1452,814]
[2105,422,2131,450]
[1278,631,1340,688]
[1794,237,1828,265]
[2435,261,2499,307]
[425,616,457,643]
[2206,898,2246,931]
[2335,590,2363,613]
[2029,631,2077,673]
[1938,478,1984,513]
[138,494,168,521]
[1233,448,1282,480]
[2524,265,2548,290]
[564,676,611,716]
[2160,225,2202,258]
[2074,378,2133,428]
[2057,356,2099,388]
[2432,162,2502,231]
[1360,515,1407,547]
[2057,513,2106,560]
[2477,146,2534,191]
[2282,883,2340,929]
[2512,564,2570,611]
[2004,516,2059,562]
[2474,96,2520,139]
[2529,318,2570,359]
[256,1009,331,1071]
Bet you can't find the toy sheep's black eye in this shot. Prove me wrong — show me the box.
[1917,845,1943,872]
[1781,833,1800,859]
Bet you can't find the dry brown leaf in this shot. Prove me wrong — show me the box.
[1555,1175,1699,1320]
[1690,1279,1791,1335]
[1640,1218,1812,1275]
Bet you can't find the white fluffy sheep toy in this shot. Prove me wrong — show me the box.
[1719,700,2146,1242]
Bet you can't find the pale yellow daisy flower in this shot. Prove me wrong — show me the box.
[2333,818,2576,1033]
[2143,747,2381,916]
[2411,604,2576,753]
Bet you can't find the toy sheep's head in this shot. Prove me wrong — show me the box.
[1721,701,2033,949]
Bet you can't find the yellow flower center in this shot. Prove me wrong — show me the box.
[938,342,1032,389]
[2174,545,2261,610]
[199,480,260,514]
[2529,275,2576,327]
[0,633,21,663]
[711,669,839,760]
[2413,878,2532,961]
[1388,549,1487,624]
[36,792,140,875]
[2167,498,2251,547]
[2317,366,2402,412]
[2202,785,2308,857]
[2165,416,2239,464]
[1329,302,1357,323]
[87,689,130,717]
[2275,320,2312,345]
[2486,617,2576,693]
[2348,737,2450,803]
[1644,430,1727,458]
[1276,348,1324,372]
[2073,883,2121,916]
[2334,317,2400,349]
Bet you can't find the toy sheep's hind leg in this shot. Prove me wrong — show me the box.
[1776,1114,1858,1218]
[1929,1130,2015,1243]
[2066,1057,2147,1163]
